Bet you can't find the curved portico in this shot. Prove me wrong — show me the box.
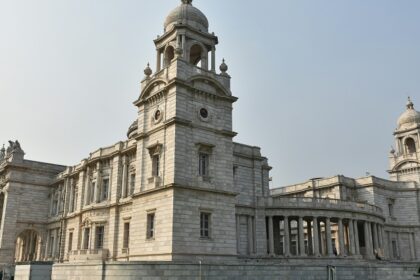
[259,197,386,260]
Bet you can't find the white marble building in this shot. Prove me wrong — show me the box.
[1,1,420,279]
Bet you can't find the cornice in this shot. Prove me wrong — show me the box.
[135,116,237,140]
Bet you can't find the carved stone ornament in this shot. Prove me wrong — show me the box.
[81,218,92,227]
[147,142,163,156]
[0,175,6,188]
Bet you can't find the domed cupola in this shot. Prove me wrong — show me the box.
[397,97,420,130]
[164,0,209,33]
[127,119,138,139]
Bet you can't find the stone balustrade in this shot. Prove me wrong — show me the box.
[68,249,109,261]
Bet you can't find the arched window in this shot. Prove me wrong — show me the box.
[406,138,417,154]
[190,44,203,67]
[164,46,175,67]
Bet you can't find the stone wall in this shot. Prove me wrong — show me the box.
[51,260,420,280]
[15,263,53,280]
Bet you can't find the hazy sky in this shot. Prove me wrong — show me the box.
[1,0,419,187]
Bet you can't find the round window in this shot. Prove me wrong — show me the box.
[154,110,161,121]
[200,108,208,119]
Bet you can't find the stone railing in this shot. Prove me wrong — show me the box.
[393,152,418,162]
[260,197,383,216]
[68,249,109,261]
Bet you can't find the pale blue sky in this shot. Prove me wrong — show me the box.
[0,0,419,186]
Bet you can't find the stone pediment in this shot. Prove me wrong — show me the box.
[392,160,420,172]
[188,75,231,98]
[136,79,168,105]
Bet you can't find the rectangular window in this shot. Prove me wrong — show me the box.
[152,155,160,177]
[83,228,90,249]
[147,213,155,239]
[96,226,104,249]
[129,174,135,195]
[101,178,109,201]
[388,203,394,217]
[200,212,210,238]
[123,222,130,249]
[68,232,73,252]
[90,182,96,204]
[52,199,58,216]
[199,153,209,176]
[49,236,55,257]
[392,240,398,258]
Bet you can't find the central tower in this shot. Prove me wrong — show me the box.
[130,0,238,260]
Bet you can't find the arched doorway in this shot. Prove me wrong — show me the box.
[190,44,204,67]
[406,138,417,154]
[15,229,41,262]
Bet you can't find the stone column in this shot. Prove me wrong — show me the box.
[268,216,275,255]
[77,170,85,211]
[67,180,73,213]
[182,35,186,58]
[364,221,373,259]
[382,227,389,259]
[84,167,91,205]
[95,161,102,203]
[236,215,240,254]
[354,220,360,255]
[326,217,333,256]
[313,217,320,257]
[273,217,280,255]
[348,219,356,255]
[91,225,96,250]
[23,234,29,261]
[248,216,254,255]
[338,218,345,256]
[202,55,208,70]
[121,155,128,198]
[376,224,382,249]
[307,219,313,256]
[17,239,23,262]
[156,49,161,72]
[284,216,290,256]
[298,216,306,256]
[372,223,378,251]
[211,46,216,72]
[29,232,35,261]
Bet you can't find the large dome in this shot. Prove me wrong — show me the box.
[397,98,420,130]
[164,0,209,32]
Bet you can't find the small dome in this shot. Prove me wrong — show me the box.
[127,120,138,139]
[397,98,420,130]
[164,1,209,33]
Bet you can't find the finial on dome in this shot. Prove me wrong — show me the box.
[181,0,193,4]
[220,59,228,74]
[144,63,152,78]
[407,96,414,110]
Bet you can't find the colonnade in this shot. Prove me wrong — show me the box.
[15,230,40,262]
[266,215,386,259]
